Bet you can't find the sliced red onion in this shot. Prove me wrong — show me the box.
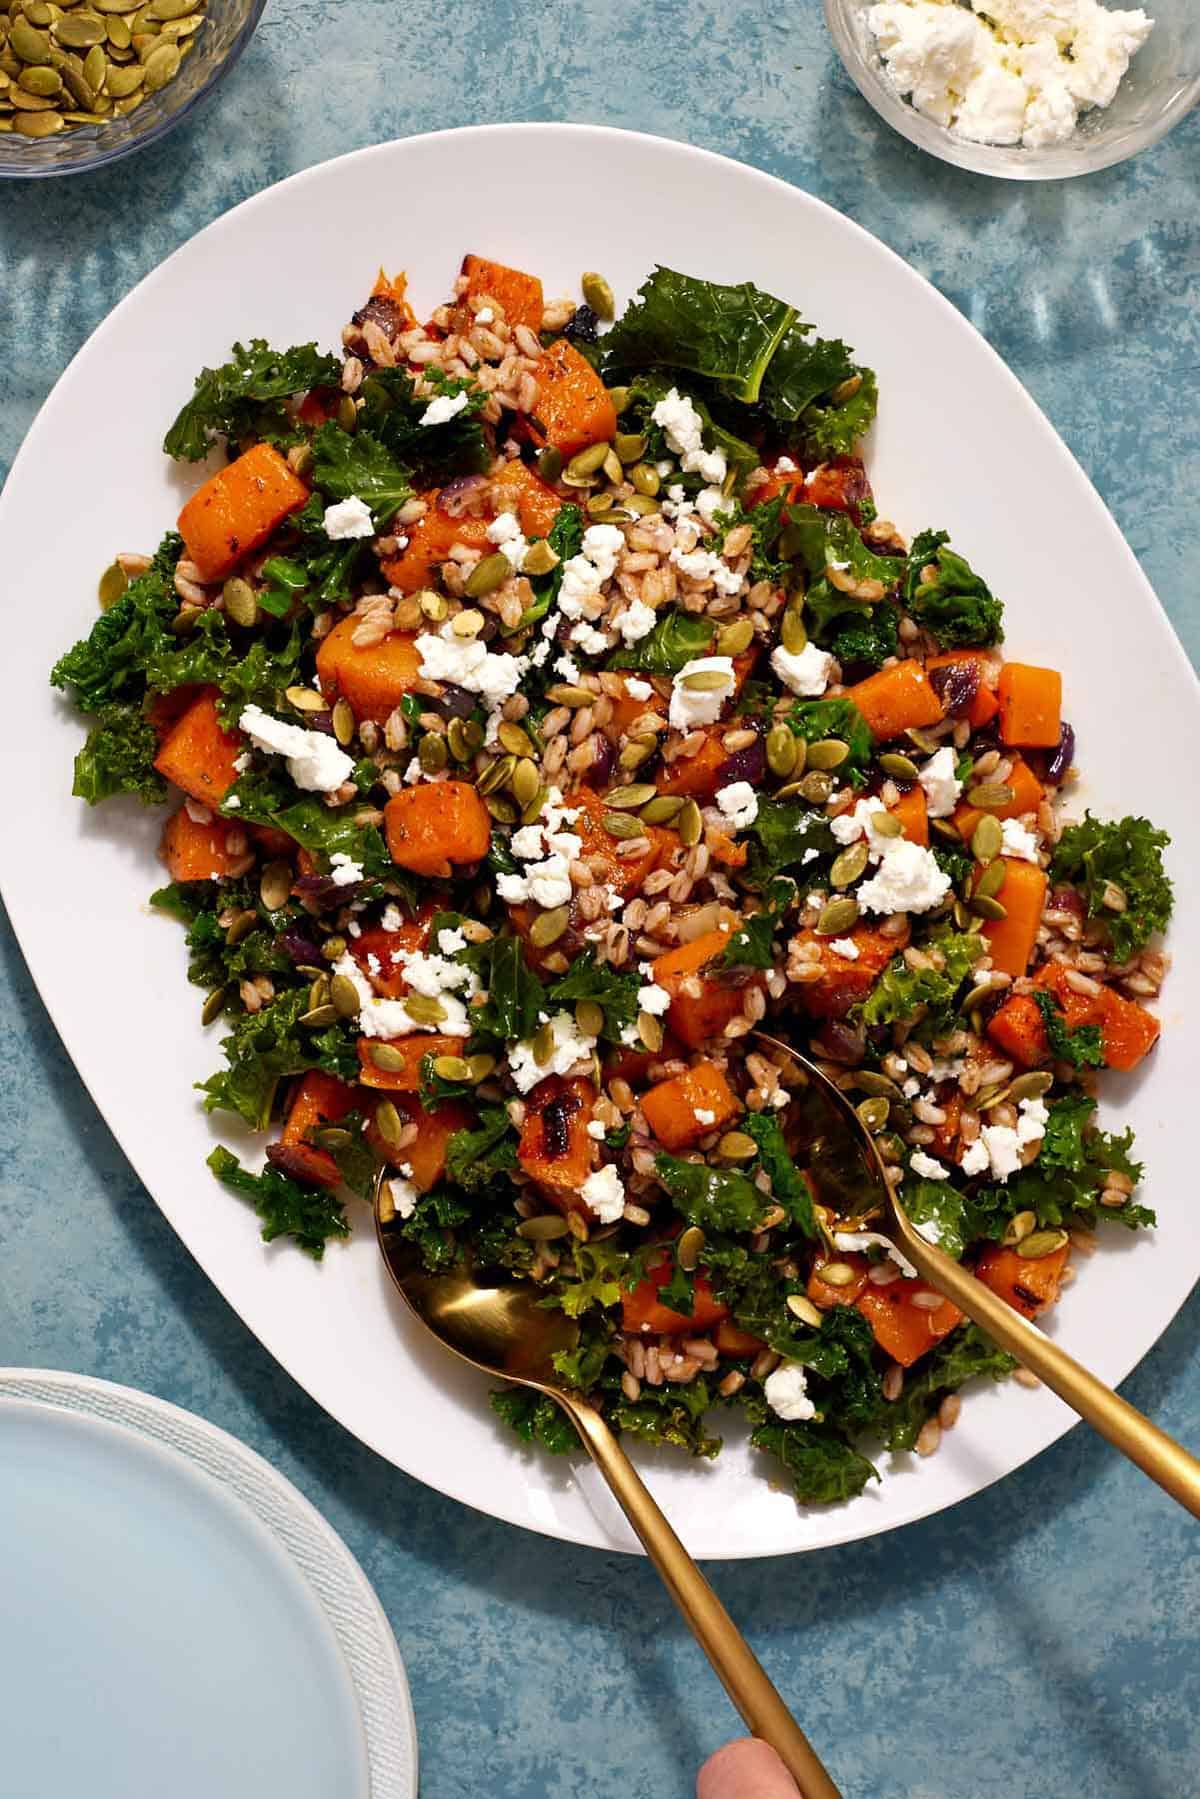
[588,734,616,787]
[439,474,489,517]
[1049,884,1085,921]
[929,659,979,717]
[292,873,363,909]
[302,708,335,735]
[429,682,477,720]
[718,734,765,787]
[279,927,324,964]
[1046,721,1075,784]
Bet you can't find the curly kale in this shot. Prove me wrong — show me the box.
[902,530,1003,648]
[1033,988,1105,1070]
[207,1145,349,1259]
[199,988,358,1132]
[1050,814,1173,962]
[860,927,985,1034]
[163,340,342,461]
[70,703,165,806]
[50,534,181,711]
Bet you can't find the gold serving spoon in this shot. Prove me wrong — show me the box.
[753,1031,1200,1519]
[373,1172,842,1799]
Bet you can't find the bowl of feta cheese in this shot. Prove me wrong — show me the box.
[825,0,1198,177]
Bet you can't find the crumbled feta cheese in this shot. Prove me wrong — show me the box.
[436,926,466,955]
[696,486,728,527]
[238,705,355,795]
[508,1011,597,1094]
[384,1175,419,1220]
[902,1077,921,1099]
[771,642,833,697]
[1000,818,1041,861]
[419,389,470,427]
[329,852,364,887]
[829,937,860,961]
[332,953,471,1038]
[960,1138,990,1177]
[833,1230,917,1279]
[403,756,424,784]
[763,1363,816,1423]
[323,495,375,540]
[910,1150,951,1181]
[774,456,798,474]
[968,1095,1050,1182]
[831,797,892,849]
[669,543,744,596]
[715,781,759,832]
[637,981,672,1017]
[857,837,952,916]
[650,388,727,485]
[624,677,653,701]
[581,1163,626,1223]
[232,752,250,774]
[415,621,524,711]
[556,523,624,622]
[224,795,241,810]
[486,509,528,571]
[868,0,1153,150]
[694,1108,717,1126]
[554,653,581,683]
[587,1119,607,1140]
[915,1217,944,1246]
[616,599,657,644]
[917,746,962,820]
[569,621,610,656]
[669,657,735,731]
[396,949,478,1001]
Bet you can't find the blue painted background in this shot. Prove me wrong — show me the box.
[1,6,1197,1795]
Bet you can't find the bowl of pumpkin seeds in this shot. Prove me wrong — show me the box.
[0,0,265,175]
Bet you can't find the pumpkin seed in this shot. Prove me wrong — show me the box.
[786,1293,824,1328]
[105,56,146,93]
[817,1260,858,1288]
[521,538,558,578]
[496,719,534,759]
[404,994,447,1026]
[601,448,623,485]
[681,668,731,693]
[485,792,518,824]
[603,810,645,840]
[372,1099,403,1149]
[517,1214,570,1241]
[715,616,754,658]
[970,813,1004,864]
[605,385,630,414]
[97,560,127,610]
[780,608,808,655]
[466,1053,496,1083]
[259,860,291,912]
[450,607,484,639]
[637,1010,663,1052]
[368,1043,407,1073]
[572,997,603,1038]
[544,684,592,708]
[585,491,613,518]
[284,684,324,713]
[1017,1228,1068,1261]
[531,1021,555,1066]
[519,783,549,826]
[80,38,104,84]
[224,909,257,947]
[966,781,1015,811]
[141,36,177,86]
[330,973,361,1020]
[798,769,833,804]
[639,794,683,826]
[565,440,609,481]
[765,725,798,779]
[970,893,1008,922]
[629,462,659,497]
[529,905,570,949]
[299,1003,337,1028]
[315,1127,353,1152]
[18,60,59,90]
[221,574,257,626]
[9,85,57,106]
[975,858,1008,901]
[330,698,355,748]
[11,19,50,57]
[335,393,357,432]
[418,733,448,775]
[806,737,850,772]
[106,11,131,45]
[581,270,615,320]
[460,554,507,598]
[855,1095,891,1133]
[55,12,107,45]
[418,589,447,621]
[906,727,943,755]
[677,1225,705,1272]
[430,1054,471,1082]
[716,1130,757,1162]
[95,0,145,10]
[476,753,515,795]
[878,751,919,780]
[677,799,703,846]
[961,979,997,1014]
[830,841,869,889]
[320,934,346,961]
[200,986,226,1026]
[953,898,973,931]
[816,897,860,936]
[930,817,963,844]
[560,466,597,492]
[536,445,562,484]
[25,3,55,25]
[614,431,645,465]
[60,61,96,104]
[1001,1210,1037,1247]
[1007,1070,1055,1103]
[605,782,657,810]
[617,738,655,771]
[146,0,193,16]
[506,758,537,811]
[853,1069,904,1101]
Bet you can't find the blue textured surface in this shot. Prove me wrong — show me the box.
[2,7,1198,1795]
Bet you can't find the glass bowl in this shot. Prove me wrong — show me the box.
[0,0,266,180]
[824,0,1200,179]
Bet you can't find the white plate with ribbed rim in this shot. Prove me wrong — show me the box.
[0,1370,416,1796]
[0,125,1196,1558]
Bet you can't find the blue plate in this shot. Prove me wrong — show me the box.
[0,1399,371,1799]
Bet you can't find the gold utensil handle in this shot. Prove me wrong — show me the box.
[557,1390,842,1798]
[899,1229,1200,1519]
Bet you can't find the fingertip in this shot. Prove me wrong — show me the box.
[696,1737,801,1798]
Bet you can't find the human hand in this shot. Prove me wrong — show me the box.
[697,1738,803,1797]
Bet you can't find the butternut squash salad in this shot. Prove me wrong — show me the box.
[52,259,1173,1503]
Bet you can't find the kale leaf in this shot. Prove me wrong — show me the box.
[50,534,181,711]
[860,926,984,1033]
[972,1096,1153,1236]
[799,368,879,459]
[741,1113,818,1237]
[745,800,835,887]
[655,1154,767,1234]
[199,987,358,1131]
[1049,814,1173,962]
[605,1369,721,1458]
[310,423,412,525]
[461,934,547,1043]
[444,1106,518,1193]
[356,366,490,488]
[618,372,761,492]
[207,1145,349,1259]
[163,339,342,461]
[758,327,857,423]
[518,503,585,631]
[901,1177,978,1262]
[750,1419,878,1504]
[827,600,898,673]
[608,607,715,675]
[70,702,166,806]
[722,877,797,968]
[547,953,641,1042]
[603,267,797,403]
[883,1325,1015,1453]
[1033,988,1105,1070]
[902,530,1003,648]
[227,771,392,877]
[787,696,873,772]
[490,1387,577,1455]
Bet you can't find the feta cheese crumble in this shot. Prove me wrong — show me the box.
[415,620,524,714]
[909,1150,951,1181]
[383,1175,419,1221]
[763,1363,816,1423]
[830,937,860,961]
[323,495,375,540]
[637,981,672,1017]
[771,642,833,697]
[917,746,962,819]
[669,657,735,731]
[508,1011,597,1094]
[694,1108,717,1126]
[961,1095,1049,1181]
[623,677,653,701]
[833,1230,918,1279]
[581,1163,626,1223]
[867,0,1154,150]
[486,509,528,571]
[616,599,657,644]
[556,523,624,621]
[715,781,759,832]
[329,853,364,887]
[332,952,472,1039]
[834,796,951,916]
[238,705,355,795]
[650,388,728,486]
[1000,818,1041,861]
[419,388,470,427]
